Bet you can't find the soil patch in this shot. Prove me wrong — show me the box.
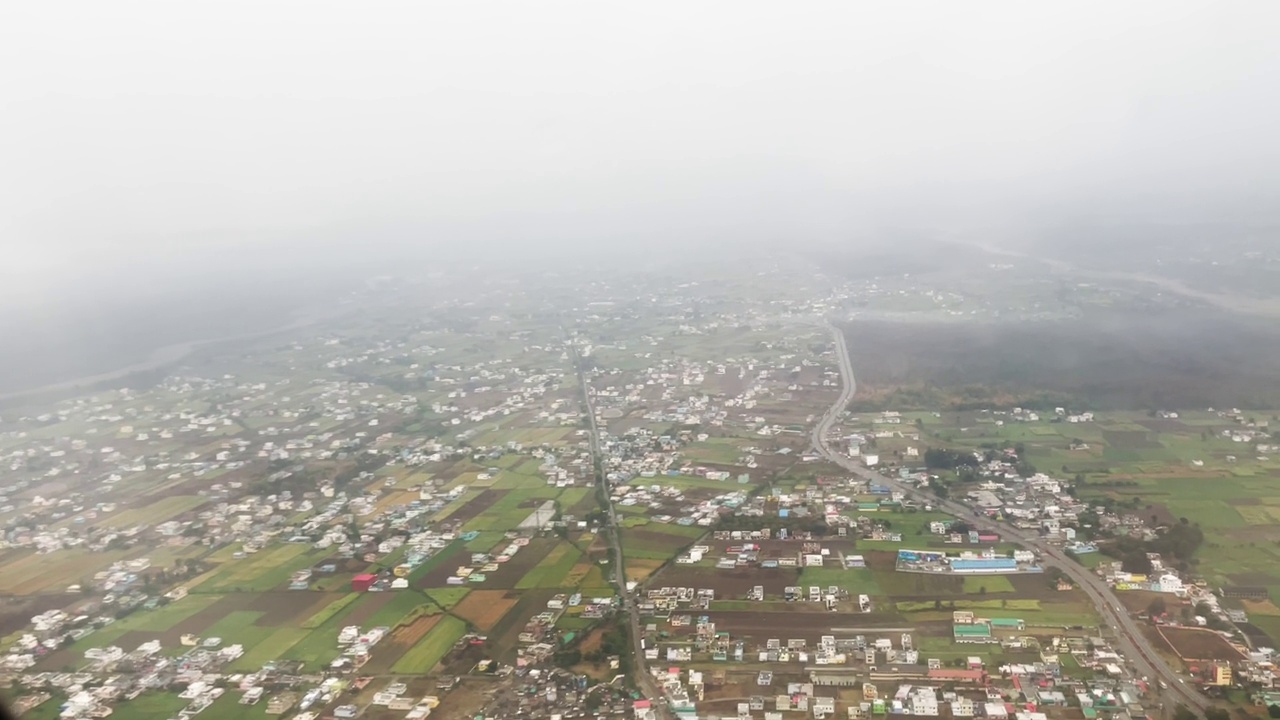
[653,567,802,597]
[0,594,83,636]
[445,489,505,527]
[701,610,903,641]
[249,592,342,627]
[363,615,442,674]
[173,594,257,636]
[454,590,519,632]
[416,537,554,591]
[342,592,397,627]
[1157,626,1246,662]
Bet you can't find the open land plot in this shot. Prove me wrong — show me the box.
[797,567,884,597]
[99,495,208,528]
[698,610,905,641]
[366,614,441,673]
[515,541,583,589]
[460,486,568,532]
[426,586,471,609]
[301,592,360,629]
[0,593,86,636]
[625,558,665,583]
[196,544,328,593]
[407,539,465,585]
[486,589,558,660]
[0,548,133,596]
[621,524,704,561]
[342,591,429,629]
[1156,626,1246,662]
[683,438,751,465]
[390,615,468,674]
[454,590,520,631]
[418,535,553,591]
[654,566,803,598]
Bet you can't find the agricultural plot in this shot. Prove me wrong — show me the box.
[0,548,133,596]
[621,523,704,562]
[1157,626,1246,662]
[454,590,520,631]
[390,615,468,674]
[914,409,1280,596]
[196,544,328,593]
[515,542,583,589]
[99,495,208,528]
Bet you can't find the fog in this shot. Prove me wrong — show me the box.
[2,2,1279,390]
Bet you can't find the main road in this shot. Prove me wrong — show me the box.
[566,334,671,719]
[814,323,1209,717]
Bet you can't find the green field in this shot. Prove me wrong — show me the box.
[962,575,1015,594]
[427,586,471,609]
[516,542,583,589]
[908,409,1280,597]
[390,615,468,674]
[301,593,360,629]
[101,495,209,528]
[110,692,191,719]
[197,544,325,593]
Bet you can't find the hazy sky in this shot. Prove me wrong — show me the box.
[3,1,1279,293]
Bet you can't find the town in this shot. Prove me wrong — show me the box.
[0,262,1276,720]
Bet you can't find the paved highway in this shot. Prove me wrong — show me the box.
[566,336,671,718]
[814,323,1208,717]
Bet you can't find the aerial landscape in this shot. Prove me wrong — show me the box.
[3,3,1280,720]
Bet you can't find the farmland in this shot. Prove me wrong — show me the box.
[902,408,1280,597]
[2,259,1190,720]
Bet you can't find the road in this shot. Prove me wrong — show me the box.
[566,335,671,718]
[814,323,1209,717]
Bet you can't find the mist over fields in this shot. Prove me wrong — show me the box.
[842,307,1280,412]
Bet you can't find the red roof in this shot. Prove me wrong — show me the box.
[353,573,377,581]
[633,700,651,709]
[928,669,986,681]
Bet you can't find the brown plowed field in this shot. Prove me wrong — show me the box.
[454,590,519,631]
[701,609,904,641]
[342,592,398,627]
[0,594,83,636]
[417,537,554,591]
[362,615,443,673]
[249,591,344,626]
[1157,625,1244,661]
[654,567,802,597]
[444,489,505,526]
[1158,626,1245,661]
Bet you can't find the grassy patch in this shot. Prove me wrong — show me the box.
[100,496,207,528]
[301,593,360,629]
[426,587,471,609]
[963,575,1015,594]
[516,542,583,589]
[390,615,468,674]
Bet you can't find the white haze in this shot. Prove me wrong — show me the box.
[2,0,1279,298]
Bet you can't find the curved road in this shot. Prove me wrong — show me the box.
[814,323,1208,717]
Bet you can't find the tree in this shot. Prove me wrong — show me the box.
[1147,597,1167,617]
[1205,709,1231,720]
[1267,704,1280,719]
